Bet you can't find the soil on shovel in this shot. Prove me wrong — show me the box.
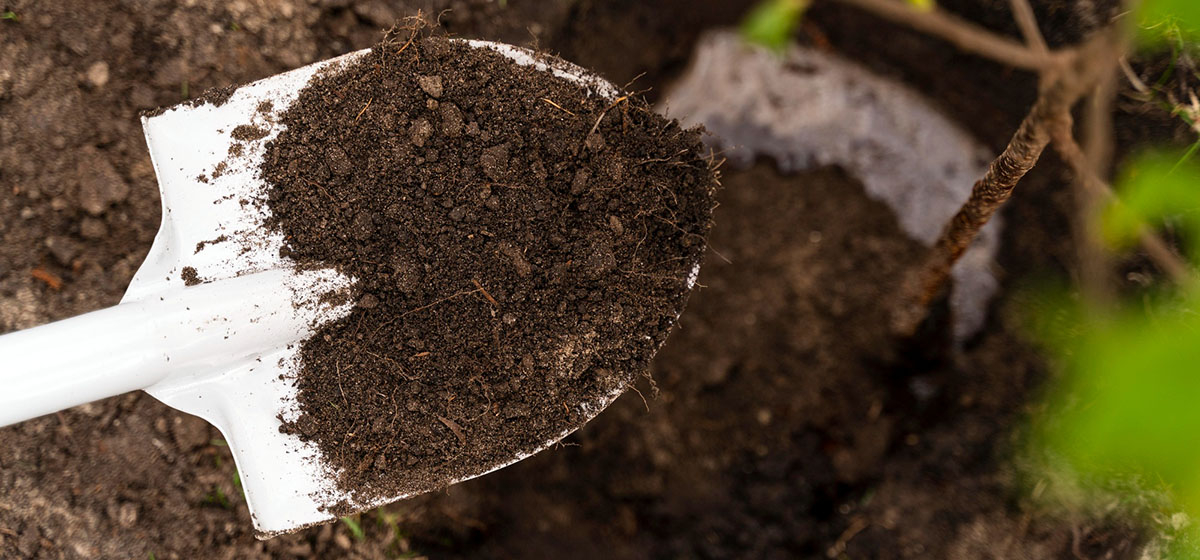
[263,35,718,505]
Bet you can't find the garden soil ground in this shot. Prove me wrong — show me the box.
[0,0,1163,558]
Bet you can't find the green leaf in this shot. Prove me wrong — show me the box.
[740,0,809,52]
[341,516,366,542]
[1040,311,1200,486]
[1029,292,1200,551]
[1,11,18,21]
[231,469,243,498]
[203,486,231,510]
[1101,150,1200,263]
[1136,0,1200,46]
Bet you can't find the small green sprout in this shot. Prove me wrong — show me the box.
[1,11,17,22]
[741,0,933,52]
[341,515,366,542]
[375,507,421,557]
[375,507,401,535]
[203,485,232,510]
[740,0,809,52]
[210,439,226,468]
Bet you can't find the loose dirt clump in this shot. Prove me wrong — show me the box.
[180,266,202,286]
[143,84,238,117]
[263,35,718,503]
[231,124,269,142]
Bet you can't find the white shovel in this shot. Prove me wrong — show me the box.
[0,41,631,537]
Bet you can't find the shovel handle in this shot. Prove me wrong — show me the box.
[0,299,170,426]
[0,269,343,428]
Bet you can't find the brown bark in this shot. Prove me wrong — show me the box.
[890,34,1118,336]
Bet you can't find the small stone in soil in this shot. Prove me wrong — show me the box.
[75,149,129,216]
[417,75,443,98]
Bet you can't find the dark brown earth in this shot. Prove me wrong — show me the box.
[263,34,715,504]
[180,266,201,287]
[0,0,1174,558]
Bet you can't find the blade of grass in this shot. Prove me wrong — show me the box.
[341,516,366,542]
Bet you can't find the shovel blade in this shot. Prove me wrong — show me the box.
[136,50,368,535]
[135,41,629,537]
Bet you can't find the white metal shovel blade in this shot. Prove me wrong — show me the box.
[130,41,623,537]
[134,49,362,537]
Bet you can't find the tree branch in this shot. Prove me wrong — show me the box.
[1049,115,1193,284]
[890,33,1119,335]
[834,1,1192,333]
[1008,0,1049,55]
[833,0,1058,71]
[1073,69,1117,303]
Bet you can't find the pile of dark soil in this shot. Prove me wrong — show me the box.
[264,34,717,503]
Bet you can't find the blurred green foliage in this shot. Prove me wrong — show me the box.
[740,0,810,51]
[739,0,937,51]
[203,485,232,510]
[341,515,366,542]
[737,0,1196,49]
[1137,0,1200,45]
[1101,151,1200,262]
[1032,151,1200,556]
